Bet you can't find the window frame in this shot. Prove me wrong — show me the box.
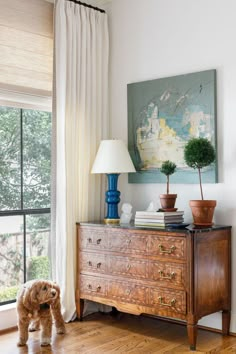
[0,92,52,306]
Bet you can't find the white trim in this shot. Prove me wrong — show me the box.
[44,0,112,4]
[0,88,52,112]
[230,312,236,334]
[198,311,236,334]
[0,303,17,331]
[198,312,222,330]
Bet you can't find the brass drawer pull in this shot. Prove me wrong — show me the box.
[87,284,101,292]
[125,288,131,295]
[158,270,175,280]
[158,296,176,307]
[88,261,102,268]
[87,238,102,245]
[126,239,131,246]
[159,244,176,254]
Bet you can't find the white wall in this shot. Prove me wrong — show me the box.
[110,0,236,332]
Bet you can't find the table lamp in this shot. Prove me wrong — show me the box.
[91,139,136,224]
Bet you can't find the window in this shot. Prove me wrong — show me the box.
[0,106,51,305]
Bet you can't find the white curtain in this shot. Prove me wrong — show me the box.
[51,0,109,322]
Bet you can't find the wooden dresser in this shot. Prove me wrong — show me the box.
[76,222,231,351]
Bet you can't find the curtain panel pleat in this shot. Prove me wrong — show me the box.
[51,0,109,321]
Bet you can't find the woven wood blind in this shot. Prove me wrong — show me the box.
[0,0,53,96]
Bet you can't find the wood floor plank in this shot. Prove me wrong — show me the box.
[1,312,236,353]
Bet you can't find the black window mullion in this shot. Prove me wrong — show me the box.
[23,214,26,283]
[20,109,24,210]
[0,208,50,217]
[21,110,26,283]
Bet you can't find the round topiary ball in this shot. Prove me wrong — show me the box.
[160,160,177,176]
[184,137,215,169]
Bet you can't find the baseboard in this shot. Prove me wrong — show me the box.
[145,312,236,336]
[0,326,17,335]
[0,303,17,332]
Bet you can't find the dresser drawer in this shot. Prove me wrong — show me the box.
[150,287,186,315]
[108,280,148,305]
[108,256,148,279]
[107,229,148,254]
[80,227,107,250]
[80,252,106,273]
[149,236,186,260]
[80,275,106,296]
[149,261,186,288]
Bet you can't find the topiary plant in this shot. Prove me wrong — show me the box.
[160,160,177,194]
[184,137,216,200]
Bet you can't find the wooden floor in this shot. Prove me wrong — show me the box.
[1,312,236,353]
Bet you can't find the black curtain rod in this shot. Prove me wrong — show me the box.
[67,0,106,13]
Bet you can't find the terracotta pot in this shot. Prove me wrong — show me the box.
[189,200,217,227]
[159,194,177,211]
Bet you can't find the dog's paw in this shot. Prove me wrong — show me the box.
[17,339,26,347]
[40,337,51,347]
[56,326,66,334]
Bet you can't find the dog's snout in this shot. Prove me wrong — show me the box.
[51,289,56,296]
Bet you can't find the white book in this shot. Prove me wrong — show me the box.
[135,217,184,223]
[135,211,184,218]
[136,210,184,216]
[135,215,184,220]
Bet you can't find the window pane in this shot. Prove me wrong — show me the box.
[23,109,51,209]
[0,107,21,210]
[26,214,50,281]
[0,216,24,303]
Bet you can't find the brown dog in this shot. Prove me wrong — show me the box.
[16,279,66,346]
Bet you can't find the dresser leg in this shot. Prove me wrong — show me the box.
[222,310,230,335]
[76,298,84,321]
[187,323,197,351]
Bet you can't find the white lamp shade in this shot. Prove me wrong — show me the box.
[91,140,136,174]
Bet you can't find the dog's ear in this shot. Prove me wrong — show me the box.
[50,282,61,308]
[22,288,30,309]
[53,283,61,296]
[23,285,39,309]
[30,285,39,304]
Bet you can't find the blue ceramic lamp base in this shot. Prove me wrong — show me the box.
[104,173,120,224]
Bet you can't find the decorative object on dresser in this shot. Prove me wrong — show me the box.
[120,203,133,224]
[76,222,231,351]
[134,210,184,228]
[91,140,136,224]
[159,160,177,211]
[184,137,216,226]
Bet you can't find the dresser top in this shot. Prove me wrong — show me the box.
[77,221,231,234]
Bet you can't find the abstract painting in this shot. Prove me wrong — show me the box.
[127,70,217,183]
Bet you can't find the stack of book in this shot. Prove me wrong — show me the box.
[134,210,184,228]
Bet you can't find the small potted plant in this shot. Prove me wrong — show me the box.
[159,160,177,211]
[184,137,216,226]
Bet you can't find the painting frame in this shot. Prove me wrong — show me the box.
[128,69,218,184]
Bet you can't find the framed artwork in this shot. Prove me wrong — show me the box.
[127,69,218,184]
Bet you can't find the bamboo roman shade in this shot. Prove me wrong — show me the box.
[0,0,53,96]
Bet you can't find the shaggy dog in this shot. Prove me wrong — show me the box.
[16,279,66,347]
